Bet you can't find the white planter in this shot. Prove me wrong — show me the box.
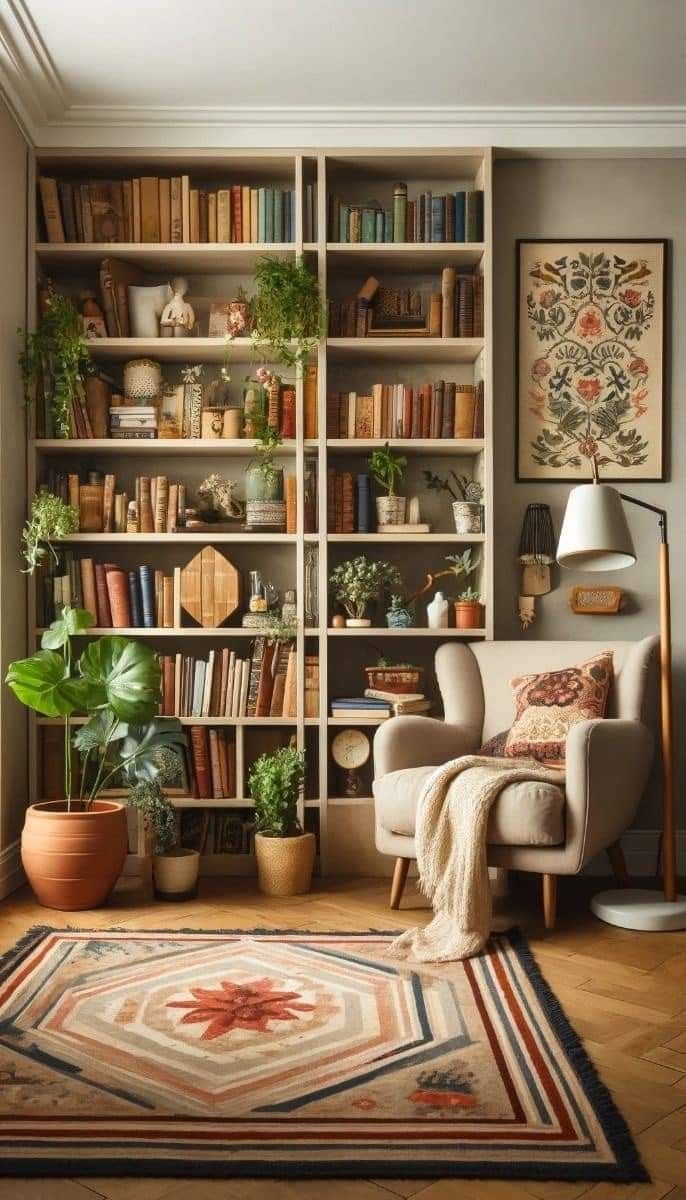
[376,495,406,526]
[346,617,372,627]
[153,847,200,899]
[452,501,483,534]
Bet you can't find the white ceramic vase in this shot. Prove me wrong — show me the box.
[427,590,449,629]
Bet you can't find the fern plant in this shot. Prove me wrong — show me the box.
[20,291,91,438]
[250,256,324,368]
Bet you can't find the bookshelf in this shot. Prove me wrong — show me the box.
[28,147,493,879]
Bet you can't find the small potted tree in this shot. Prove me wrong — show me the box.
[368,443,407,527]
[128,776,201,900]
[249,746,313,896]
[424,469,484,534]
[329,556,402,627]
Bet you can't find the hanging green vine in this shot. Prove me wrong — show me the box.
[250,255,324,368]
[19,291,91,438]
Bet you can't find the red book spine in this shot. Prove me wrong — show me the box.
[189,726,211,798]
[230,185,241,242]
[402,386,412,438]
[420,384,431,438]
[104,564,131,629]
[279,386,296,438]
[94,563,112,628]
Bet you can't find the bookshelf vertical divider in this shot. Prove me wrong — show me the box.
[28,146,494,881]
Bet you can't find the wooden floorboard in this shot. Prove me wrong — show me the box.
[1,874,685,1199]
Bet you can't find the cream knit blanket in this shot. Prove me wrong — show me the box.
[388,755,563,962]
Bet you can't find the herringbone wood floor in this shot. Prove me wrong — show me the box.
[1,873,685,1200]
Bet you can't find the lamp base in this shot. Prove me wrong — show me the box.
[591,887,686,931]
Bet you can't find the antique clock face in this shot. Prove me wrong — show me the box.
[331,729,371,797]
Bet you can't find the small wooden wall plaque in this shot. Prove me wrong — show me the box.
[569,585,623,615]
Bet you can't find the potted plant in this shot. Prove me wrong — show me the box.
[5,605,185,910]
[368,443,407,526]
[22,490,79,573]
[250,255,324,368]
[20,289,92,439]
[385,594,414,629]
[455,585,483,629]
[249,746,313,896]
[244,383,286,530]
[128,777,200,900]
[424,469,484,534]
[329,556,402,627]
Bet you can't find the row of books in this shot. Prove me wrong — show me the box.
[327,188,483,244]
[44,472,188,534]
[326,380,484,440]
[327,271,483,338]
[330,692,431,720]
[179,808,255,854]
[327,471,372,534]
[186,726,237,800]
[157,641,299,720]
[42,553,181,630]
[39,176,296,244]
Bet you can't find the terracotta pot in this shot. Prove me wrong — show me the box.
[454,600,483,630]
[376,495,406,526]
[153,847,200,900]
[21,800,128,911]
[255,832,316,897]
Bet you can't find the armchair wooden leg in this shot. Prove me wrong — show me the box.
[542,873,557,931]
[607,840,628,887]
[390,857,411,910]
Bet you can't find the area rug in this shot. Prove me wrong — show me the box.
[0,926,645,1181]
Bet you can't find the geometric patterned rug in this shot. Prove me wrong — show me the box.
[0,927,647,1182]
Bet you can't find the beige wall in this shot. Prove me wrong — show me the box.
[0,96,28,857]
[494,157,685,830]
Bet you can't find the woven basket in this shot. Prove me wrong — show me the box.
[364,665,422,694]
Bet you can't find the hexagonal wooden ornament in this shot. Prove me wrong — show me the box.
[180,546,240,627]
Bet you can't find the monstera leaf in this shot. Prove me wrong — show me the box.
[5,649,88,717]
[41,606,94,650]
[116,718,187,786]
[77,636,161,722]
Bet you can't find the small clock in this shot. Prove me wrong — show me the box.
[331,728,371,797]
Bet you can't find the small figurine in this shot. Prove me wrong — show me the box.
[197,473,244,520]
[80,292,107,339]
[160,277,195,338]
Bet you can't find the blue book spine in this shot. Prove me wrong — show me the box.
[339,204,349,242]
[454,191,466,242]
[361,209,376,242]
[375,210,384,242]
[431,195,444,242]
[273,189,283,243]
[128,570,143,628]
[138,564,155,628]
[265,188,274,242]
[356,473,371,532]
[258,188,267,242]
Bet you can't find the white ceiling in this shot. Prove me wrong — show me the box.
[2,0,686,150]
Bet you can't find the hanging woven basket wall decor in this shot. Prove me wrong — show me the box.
[517,503,556,630]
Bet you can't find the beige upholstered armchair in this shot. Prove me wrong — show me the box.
[373,638,658,928]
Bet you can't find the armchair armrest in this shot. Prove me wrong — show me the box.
[374,716,479,778]
[565,718,654,870]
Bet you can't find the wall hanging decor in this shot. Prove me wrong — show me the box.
[179,546,241,628]
[569,584,624,614]
[517,502,556,630]
[516,240,666,482]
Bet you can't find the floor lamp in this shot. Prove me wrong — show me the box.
[556,472,686,931]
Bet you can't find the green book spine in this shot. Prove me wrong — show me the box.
[361,209,376,242]
[273,189,284,244]
[383,210,393,242]
[375,211,384,242]
[265,188,274,242]
[393,184,407,243]
[339,205,349,242]
[258,188,267,242]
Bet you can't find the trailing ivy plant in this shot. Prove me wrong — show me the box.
[22,491,79,574]
[20,291,91,438]
[250,256,324,368]
[249,746,306,838]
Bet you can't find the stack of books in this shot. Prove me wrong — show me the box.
[328,270,483,340]
[110,405,157,440]
[330,697,391,720]
[364,688,431,716]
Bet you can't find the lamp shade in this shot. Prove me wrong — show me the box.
[556,484,636,571]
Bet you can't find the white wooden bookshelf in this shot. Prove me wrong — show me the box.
[29,146,493,880]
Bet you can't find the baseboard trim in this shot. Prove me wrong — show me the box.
[0,840,25,899]
[585,830,686,877]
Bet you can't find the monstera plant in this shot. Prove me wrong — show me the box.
[5,606,186,911]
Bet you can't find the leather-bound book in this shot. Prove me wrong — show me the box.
[159,178,171,242]
[85,376,111,438]
[208,730,223,798]
[304,365,317,439]
[410,388,421,439]
[269,639,292,717]
[217,189,230,242]
[267,376,280,431]
[246,637,266,717]
[473,272,484,338]
[189,726,211,798]
[94,563,112,627]
[154,569,163,624]
[280,385,296,438]
[80,558,98,624]
[170,177,182,242]
[457,274,474,338]
[162,656,175,717]
[38,178,65,243]
[402,387,413,438]
[255,639,276,718]
[356,473,371,533]
[79,484,104,532]
[420,384,432,438]
[341,472,355,533]
[198,191,209,243]
[166,483,178,533]
[472,380,485,438]
[429,293,442,336]
[443,382,456,438]
[355,394,373,438]
[431,381,444,440]
[162,575,174,628]
[230,185,242,242]
[127,570,143,628]
[282,646,297,718]
[217,732,229,797]
[454,384,477,439]
[140,177,160,242]
[104,565,130,628]
[102,474,116,533]
[225,733,236,798]
[154,476,168,533]
[68,474,80,517]
[138,565,155,628]
[138,476,154,533]
[285,475,297,534]
[441,266,456,338]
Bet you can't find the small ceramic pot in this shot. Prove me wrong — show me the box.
[222,407,243,439]
[376,495,406,526]
[245,465,284,503]
[386,608,413,628]
[452,501,483,535]
[201,409,224,439]
[153,847,200,900]
[255,832,316,897]
[21,800,128,911]
[454,600,483,629]
[345,617,372,628]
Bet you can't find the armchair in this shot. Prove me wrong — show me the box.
[373,637,658,927]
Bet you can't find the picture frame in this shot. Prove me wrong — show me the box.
[516,239,667,482]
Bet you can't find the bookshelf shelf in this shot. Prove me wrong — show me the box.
[327,337,485,364]
[326,242,486,271]
[36,242,298,274]
[30,145,494,879]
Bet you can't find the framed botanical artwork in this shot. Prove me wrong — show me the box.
[516,239,667,481]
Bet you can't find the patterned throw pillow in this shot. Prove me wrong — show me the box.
[478,729,509,757]
[502,652,613,768]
